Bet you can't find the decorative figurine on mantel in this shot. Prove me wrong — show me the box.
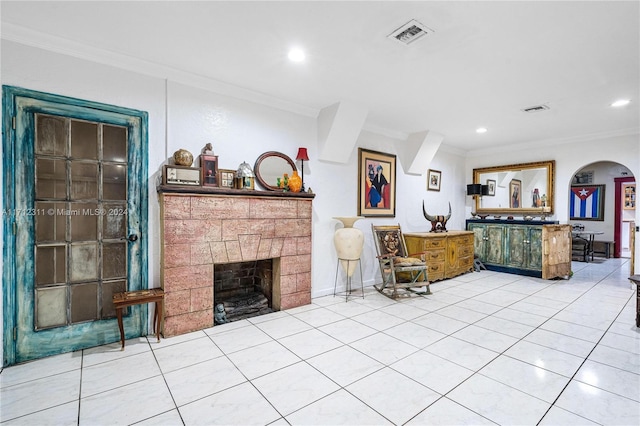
[423,201,451,232]
[202,143,214,155]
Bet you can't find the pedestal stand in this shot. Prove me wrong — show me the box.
[332,216,365,301]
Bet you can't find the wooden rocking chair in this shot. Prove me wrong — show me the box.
[371,224,431,299]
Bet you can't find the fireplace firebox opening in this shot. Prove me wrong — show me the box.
[213,259,275,322]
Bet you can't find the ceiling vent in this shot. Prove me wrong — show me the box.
[388,19,433,45]
[521,104,550,113]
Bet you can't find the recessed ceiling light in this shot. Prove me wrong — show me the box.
[288,48,305,62]
[476,127,488,134]
[611,99,630,107]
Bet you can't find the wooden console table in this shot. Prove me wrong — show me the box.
[113,288,164,350]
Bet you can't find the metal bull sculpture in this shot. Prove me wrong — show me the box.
[423,201,451,232]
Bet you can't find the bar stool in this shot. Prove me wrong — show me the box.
[333,257,364,302]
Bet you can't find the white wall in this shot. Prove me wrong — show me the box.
[0,40,468,351]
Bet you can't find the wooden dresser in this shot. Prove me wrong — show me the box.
[404,231,475,282]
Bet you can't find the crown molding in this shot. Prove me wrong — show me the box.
[465,127,640,158]
[1,23,318,118]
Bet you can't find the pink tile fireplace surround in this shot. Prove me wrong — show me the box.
[159,192,313,336]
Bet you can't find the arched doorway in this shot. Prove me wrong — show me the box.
[569,161,635,259]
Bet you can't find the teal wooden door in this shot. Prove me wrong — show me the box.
[3,86,148,366]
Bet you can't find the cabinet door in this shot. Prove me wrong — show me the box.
[485,225,505,265]
[528,227,543,270]
[505,226,529,268]
[468,223,488,261]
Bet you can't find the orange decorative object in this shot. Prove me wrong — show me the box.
[288,170,302,193]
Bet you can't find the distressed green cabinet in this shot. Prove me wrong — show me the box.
[466,220,571,279]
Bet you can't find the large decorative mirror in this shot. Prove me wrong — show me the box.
[473,160,555,215]
[254,151,297,190]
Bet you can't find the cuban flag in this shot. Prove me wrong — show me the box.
[570,186,602,219]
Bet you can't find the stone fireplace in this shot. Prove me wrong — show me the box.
[159,190,314,336]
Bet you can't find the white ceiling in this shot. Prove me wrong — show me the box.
[2,1,639,152]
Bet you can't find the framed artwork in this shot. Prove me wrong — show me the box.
[486,179,496,196]
[509,179,522,208]
[218,169,235,189]
[427,169,441,192]
[570,184,605,221]
[358,148,396,217]
[201,155,219,187]
[623,183,635,210]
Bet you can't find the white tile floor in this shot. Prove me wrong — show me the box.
[2,258,639,425]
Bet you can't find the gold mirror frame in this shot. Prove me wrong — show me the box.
[473,160,555,215]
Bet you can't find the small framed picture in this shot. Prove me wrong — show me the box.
[427,169,441,192]
[201,155,218,187]
[510,179,522,208]
[486,179,496,196]
[218,169,236,189]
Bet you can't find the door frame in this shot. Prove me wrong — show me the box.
[3,86,149,366]
[614,176,635,258]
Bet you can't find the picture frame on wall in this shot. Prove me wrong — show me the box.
[427,169,441,192]
[357,148,396,217]
[570,184,605,221]
[218,169,236,189]
[509,179,522,208]
[201,155,218,187]
[486,179,496,196]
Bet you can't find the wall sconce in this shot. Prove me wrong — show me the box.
[296,148,309,192]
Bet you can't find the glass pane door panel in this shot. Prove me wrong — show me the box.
[36,115,68,156]
[36,287,67,328]
[71,283,98,323]
[103,164,127,200]
[102,280,127,318]
[103,243,126,279]
[36,158,67,199]
[71,162,98,199]
[35,202,66,242]
[70,202,98,240]
[35,245,66,286]
[70,243,98,282]
[70,120,98,160]
[103,125,127,162]
[103,203,126,239]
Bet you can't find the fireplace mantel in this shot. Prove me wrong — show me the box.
[158,185,315,199]
[158,189,314,336]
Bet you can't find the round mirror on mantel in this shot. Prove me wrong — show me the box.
[254,151,297,190]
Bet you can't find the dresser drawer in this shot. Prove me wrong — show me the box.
[424,249,445,262]
[427,262,445,281]
[457,244,474,257]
